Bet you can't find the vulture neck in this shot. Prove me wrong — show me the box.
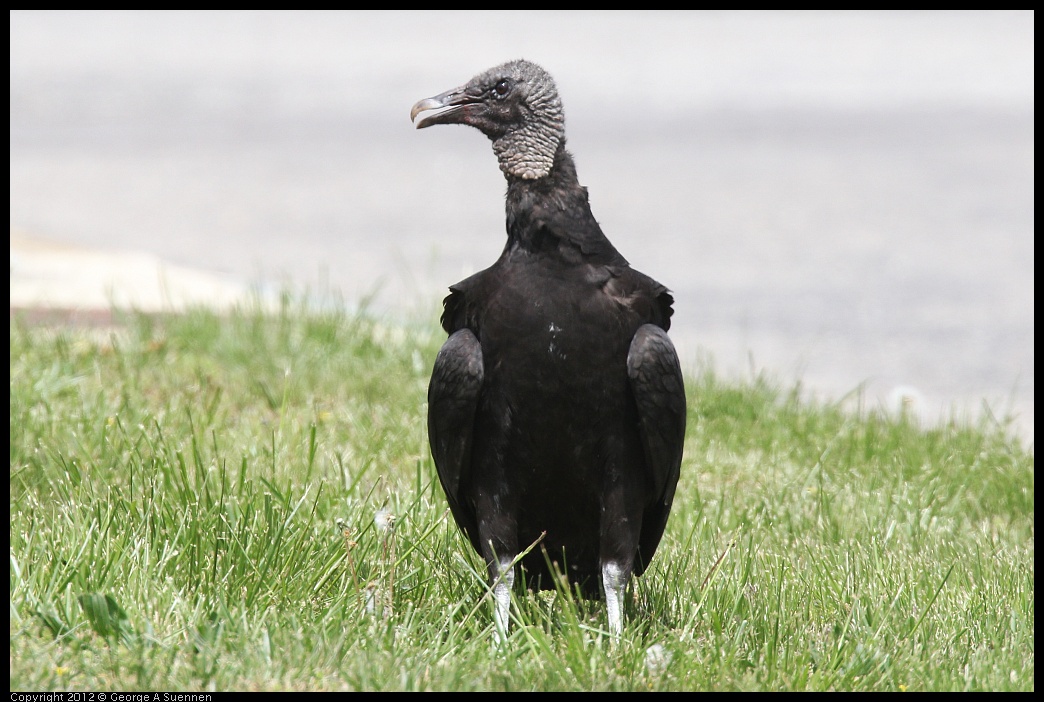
[502,144,628,267]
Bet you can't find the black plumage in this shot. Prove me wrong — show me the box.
[411,60,686,638]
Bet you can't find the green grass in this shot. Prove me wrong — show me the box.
[9,300,1034,691]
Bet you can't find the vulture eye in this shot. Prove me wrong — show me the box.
[493,79,511,98]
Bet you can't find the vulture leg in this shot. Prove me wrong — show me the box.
[602,561,630,638]
[491,555,515,644]
[589,324,682,638]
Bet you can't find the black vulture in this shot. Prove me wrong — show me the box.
[411,60,686,639]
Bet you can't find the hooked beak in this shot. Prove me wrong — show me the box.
[410,87,479,129]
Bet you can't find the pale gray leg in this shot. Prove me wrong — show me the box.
[493,556,515,645]
[602,561,628,638]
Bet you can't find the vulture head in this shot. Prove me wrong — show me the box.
[410,59,565,180]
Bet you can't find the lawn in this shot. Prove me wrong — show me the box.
[9,301,1034,691]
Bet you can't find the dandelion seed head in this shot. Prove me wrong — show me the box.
[645,643,671,675]
[374,509,395,534]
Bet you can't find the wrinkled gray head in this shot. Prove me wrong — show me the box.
[411,60,565,180]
